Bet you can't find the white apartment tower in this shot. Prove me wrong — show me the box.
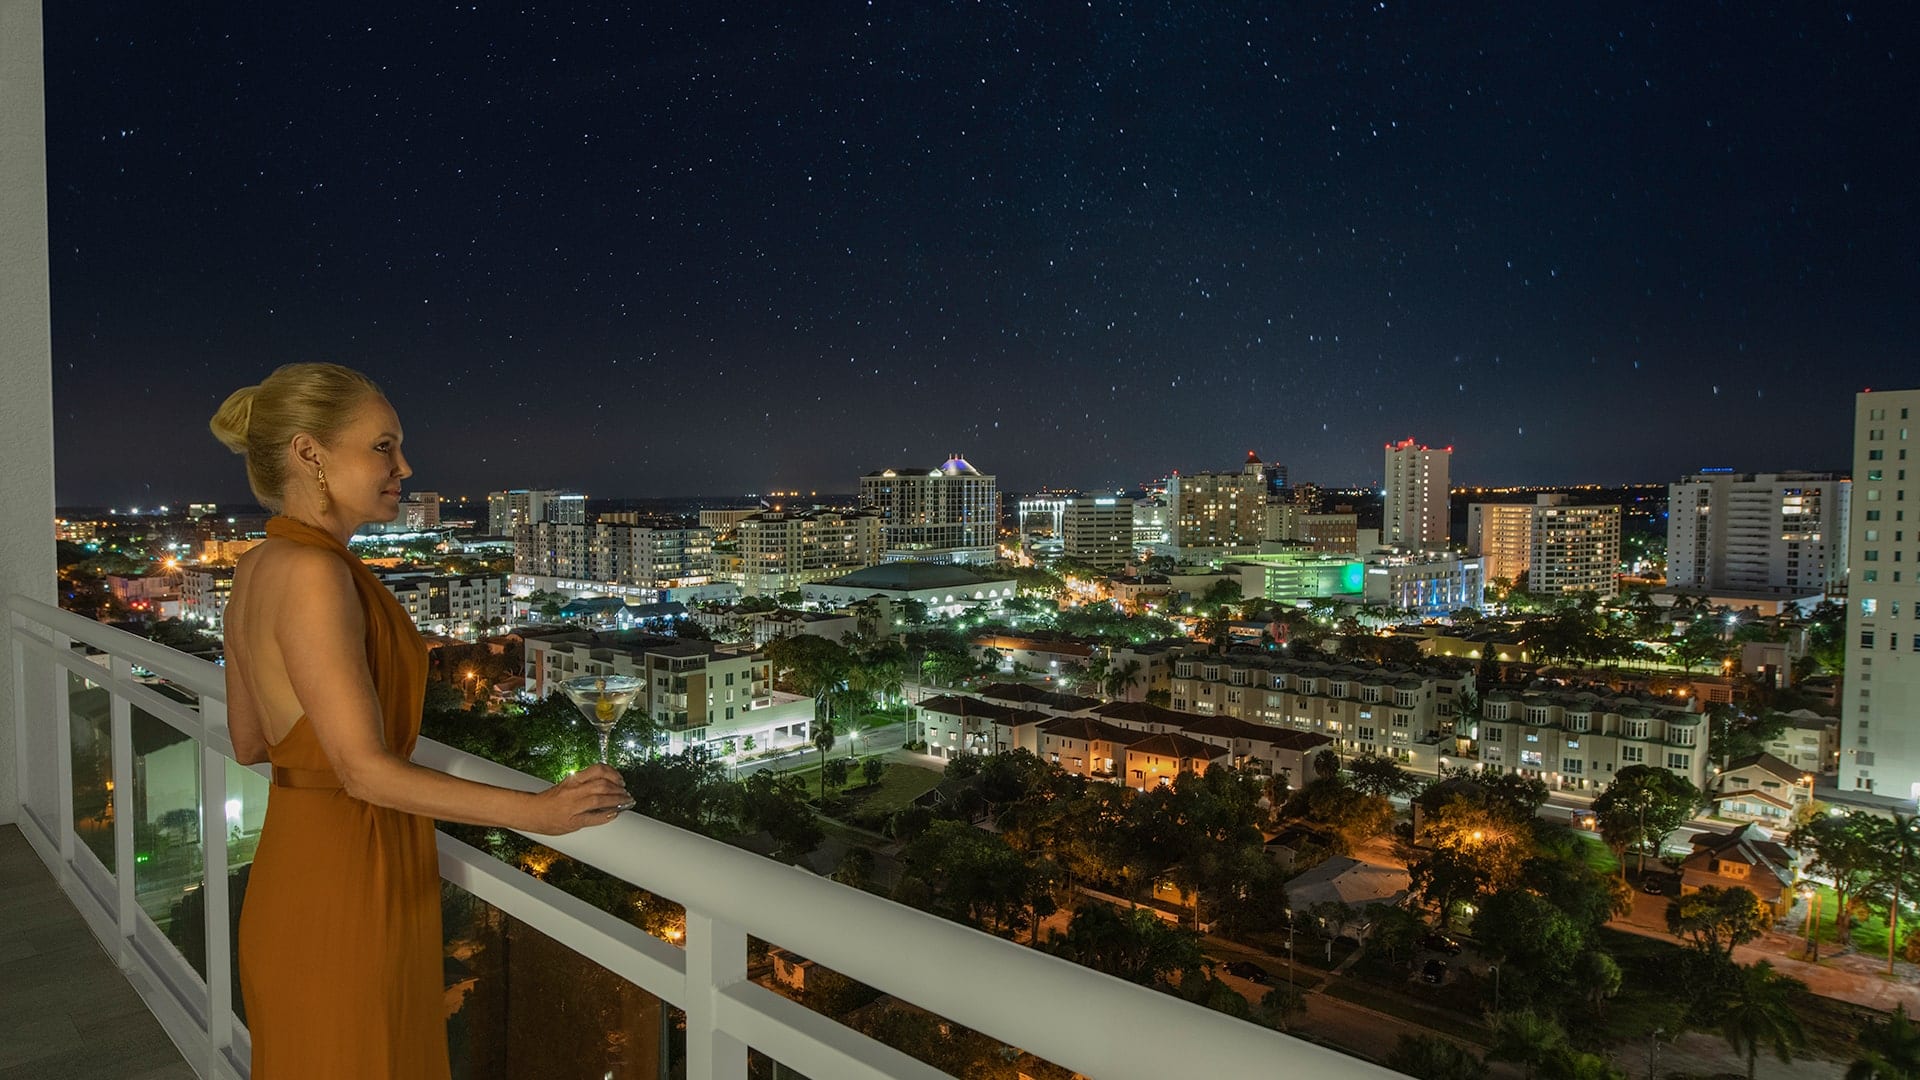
[513,522,713,588]
[1529,498,1621,597]
[593,524,714,589]
[736,509,884,595]
[859,456,1000,564]
[1667,472,1850,597]
[1843,388,1920,797]
[1384,438,1451,550]
[488,489,586,535]
[1468,495,1621,597]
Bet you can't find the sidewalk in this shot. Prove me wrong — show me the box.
[1609,891,1920,1015]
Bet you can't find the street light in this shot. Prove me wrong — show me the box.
[1286,918,1297,986]
[1801,884,1823,962]
[1489,964,1500,1013]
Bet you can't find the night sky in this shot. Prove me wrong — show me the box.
[44,4,1920,507]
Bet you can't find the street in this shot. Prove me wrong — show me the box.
[727,720,907,779]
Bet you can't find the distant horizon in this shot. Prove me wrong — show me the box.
[54,474,1755,518]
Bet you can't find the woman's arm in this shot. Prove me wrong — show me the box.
[276,547,629,834]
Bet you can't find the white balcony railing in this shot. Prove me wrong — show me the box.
[7,591,1392,1080]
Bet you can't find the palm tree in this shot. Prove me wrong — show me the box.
[1717,961,1807,1080]
[811,715,837,800]
[1850,1005,1920,1080]
[1083,653,1110,695]
[1104,658,1143,701]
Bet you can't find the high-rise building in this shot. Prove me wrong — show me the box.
[736,509,884,595]
[488,489,585,535]
[858,456,999,564]
[697,508,761,541]
[1383,438,1451,550]
[1529,498,1621,597]
[1467,495,1621,597]
[1061,496,1136,568]
[1842,388,1920,797]
[1132,498,1170,552]
[513,522,713,590]
[513,521,595,581]
[1667,472,1850,597]
[1465,502,1536,586]
[1262,460,1288,498]
[593,523,714,589]
[1166,453,1266,556]
[401,490,441,529]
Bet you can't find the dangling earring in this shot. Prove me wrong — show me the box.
[317,465,331,513]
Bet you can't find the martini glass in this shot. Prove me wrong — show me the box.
[559,675,643,764]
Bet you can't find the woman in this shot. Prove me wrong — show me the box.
[210,362,631,1078]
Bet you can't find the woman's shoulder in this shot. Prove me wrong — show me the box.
[238,538,355,589]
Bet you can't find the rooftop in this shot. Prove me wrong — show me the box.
[820,562,1002,591]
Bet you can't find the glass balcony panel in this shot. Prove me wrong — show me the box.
[752,946,1077,1080]
[68,669,115,871]
[747,1051,812,1080]
[18,642,62,833]
[442,880,684,1079]
[132,704,207,979]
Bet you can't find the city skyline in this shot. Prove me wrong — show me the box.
[45,5,1915,504]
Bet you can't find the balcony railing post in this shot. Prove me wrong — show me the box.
[11,616,38,835]
[201,697,235,1076]
[6,621,16,817]
[50,629,75,868]
[109,653,137,966]
[684,910,748,1080]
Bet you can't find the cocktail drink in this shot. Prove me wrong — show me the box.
[559,674,643,764]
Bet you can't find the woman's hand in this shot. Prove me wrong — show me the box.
[528,764,634,835]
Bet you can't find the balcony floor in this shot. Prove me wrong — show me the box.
[0,825,195,1080]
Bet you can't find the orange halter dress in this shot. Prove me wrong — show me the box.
[236,515,450,1079]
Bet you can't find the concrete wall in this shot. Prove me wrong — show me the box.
[1,0,57,824]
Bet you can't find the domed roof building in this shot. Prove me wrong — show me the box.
[859,453,1000,565]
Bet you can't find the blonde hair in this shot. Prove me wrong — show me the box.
[209,363,384,511]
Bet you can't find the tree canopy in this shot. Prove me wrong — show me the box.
[1592,765,1702,875]
[1666,885,1770,962]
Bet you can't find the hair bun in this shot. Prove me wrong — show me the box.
[209,385,259,454]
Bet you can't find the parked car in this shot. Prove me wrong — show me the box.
[1640,875,1669,895]
[1420,959,1448,985]
[1224,960,1270,984]
[1419,932,1462,955]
